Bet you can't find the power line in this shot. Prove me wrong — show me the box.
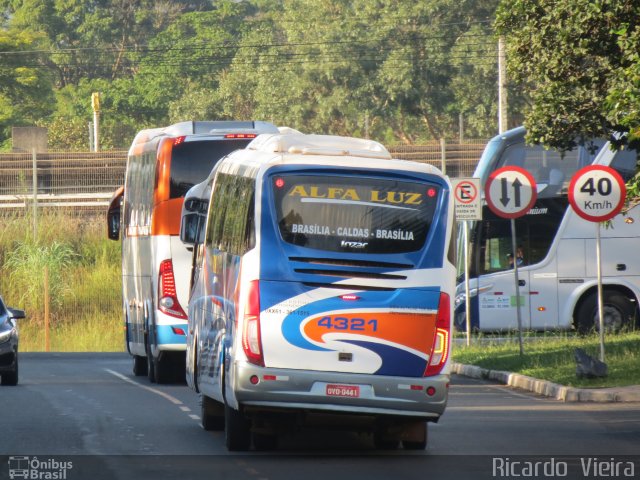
[0,25,497,57]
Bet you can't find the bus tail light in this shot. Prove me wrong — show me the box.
[158,259,187,319]
[424,292,451,377]
[224,133,257,139]
[242,280,264,366]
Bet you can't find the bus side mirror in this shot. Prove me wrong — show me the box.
[180,213,202,246]
[107,208,120,241]
[181,197,208,246]
[107,186,124,241]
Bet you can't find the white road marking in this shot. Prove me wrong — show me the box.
[105,368,207,429]
[105,369,184,405]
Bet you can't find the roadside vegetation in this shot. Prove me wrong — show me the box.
[452,331,640,388]
[3,212,639,389]
[0,211,123,352]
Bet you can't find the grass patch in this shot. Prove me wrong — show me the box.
[452,331,640,388]
[1,211,125,352]
[18,312,124,352]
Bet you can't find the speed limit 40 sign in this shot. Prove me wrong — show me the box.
[568,165,626,222]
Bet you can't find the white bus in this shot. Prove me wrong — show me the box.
[107,121,278,383]
[455,127,640,333]
[181,131,456,451]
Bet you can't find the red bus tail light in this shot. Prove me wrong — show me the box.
[241,280,264,366]
[224,133,257,139]
[424,292,451,377]
[158,259,187,319]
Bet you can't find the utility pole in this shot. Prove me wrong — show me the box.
[498,37,508,134]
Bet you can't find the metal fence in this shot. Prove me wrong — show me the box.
[0,139,487,211]
[388,139,487,177]
[0,150,127,213]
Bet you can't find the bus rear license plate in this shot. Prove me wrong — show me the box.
[326,384,360,398]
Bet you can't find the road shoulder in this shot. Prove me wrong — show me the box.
[451,362,640,403]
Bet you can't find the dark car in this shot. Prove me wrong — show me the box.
[0,296,25,386]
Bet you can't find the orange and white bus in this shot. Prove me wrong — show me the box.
[107,121,278,383]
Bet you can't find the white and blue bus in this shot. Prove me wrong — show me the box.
[107,121,278,383]
[182,132,456,451]
[455,127,640,333]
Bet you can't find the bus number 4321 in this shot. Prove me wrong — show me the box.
[317,316,378,331]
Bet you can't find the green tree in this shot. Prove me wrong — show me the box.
[139,1,256,122]
[0,29,54,148]
[495,0,640,151]
[0,0,213,86]
[216,0,503,143]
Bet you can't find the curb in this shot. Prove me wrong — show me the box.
[451,362,640,403]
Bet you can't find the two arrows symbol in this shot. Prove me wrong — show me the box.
[500,177,522,207]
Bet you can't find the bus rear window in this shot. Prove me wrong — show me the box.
[273,175,440,254]
[170,139,252,198]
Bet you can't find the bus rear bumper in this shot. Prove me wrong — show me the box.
[230,362,449,420]
[155,324,187,349]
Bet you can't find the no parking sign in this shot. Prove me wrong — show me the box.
[451,178,481,221]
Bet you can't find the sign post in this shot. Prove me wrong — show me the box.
[485,167,537,356]
[91,92,101,152]
[568,165,626,362]
[452,178,482,346]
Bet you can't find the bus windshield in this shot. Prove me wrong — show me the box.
[471,198,569,277]
[170,139,252,198]
[496,141,605,198]
[272,174,441,254]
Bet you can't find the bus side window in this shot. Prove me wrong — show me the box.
[206,174,230,249]
[222,176,255,256]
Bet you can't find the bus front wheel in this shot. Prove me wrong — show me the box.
[576,291,636,334]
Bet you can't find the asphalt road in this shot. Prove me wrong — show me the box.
[1,353,638,480]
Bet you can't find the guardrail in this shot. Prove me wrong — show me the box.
[0,192,112,209]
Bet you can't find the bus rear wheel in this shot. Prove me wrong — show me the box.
[146,339,156,383]
[576,292,636,334]
[132,355,147,376]
[201,395,224,431]
[402,422,428,450]
[154,355,172,384]
[224,404,251,451]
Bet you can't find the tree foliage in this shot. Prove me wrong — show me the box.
[0,0,508,148]
[0,29,54,148]
[495,0,640,152]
